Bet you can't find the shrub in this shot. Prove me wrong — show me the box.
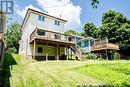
[6,47,17,54]
[112,52,120,60]
[86,53,97,60]
[97,58,104,61]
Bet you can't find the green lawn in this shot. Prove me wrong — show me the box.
[2,54,130,87]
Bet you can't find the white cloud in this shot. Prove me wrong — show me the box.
[15,0,82,31]
[15,4,41,18]
[36,0,82,31]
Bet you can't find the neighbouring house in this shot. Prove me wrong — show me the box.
[0,11,6,68]
[91,38,120,59]
[77,37,120,59]
[19,9,85,61]
[77,37,95,53]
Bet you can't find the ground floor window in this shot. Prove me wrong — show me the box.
[37,47,43,53]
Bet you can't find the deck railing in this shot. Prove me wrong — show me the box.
[91,38,119,51]
[30,29,76,43]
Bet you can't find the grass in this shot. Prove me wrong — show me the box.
[77,63,130,86]
[2,54,130,87]
[10,61,103,87]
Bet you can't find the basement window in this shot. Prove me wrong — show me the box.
[37,47,43,53]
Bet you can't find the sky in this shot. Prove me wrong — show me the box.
[10,0,130,32]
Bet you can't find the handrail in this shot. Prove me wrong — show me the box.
[30,29,76,43]
[91,42,119,51]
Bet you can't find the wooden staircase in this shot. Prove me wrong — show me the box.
[70,44,85,60]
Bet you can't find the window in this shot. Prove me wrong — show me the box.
[57,21,60,26]
[38,15,44,21]
[37,30,45,36]
[84,41,89,47]
[37,47,43,53]
[55,20,60,26]
[55,20,57,25]
[54,34,61,40]
[68,37,74,42]
[77,43,81,47]
[76,37,82,42]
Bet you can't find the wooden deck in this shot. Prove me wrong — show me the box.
[30,28,76,45]
[91,38,119,51]
[29,28,85,60]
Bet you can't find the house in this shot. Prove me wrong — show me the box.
[77,37,120,59]
[19,9,84,61]
[0,11,6,68]
[77,37,95,53]
[91,38,120,59]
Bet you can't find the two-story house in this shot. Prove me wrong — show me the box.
[19,9,84,61]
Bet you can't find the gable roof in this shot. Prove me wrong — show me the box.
[21,8,67,31]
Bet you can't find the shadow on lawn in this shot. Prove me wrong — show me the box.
[0,54,17,87]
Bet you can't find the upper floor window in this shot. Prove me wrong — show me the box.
[55,20,60,26]
[38,15,44,21]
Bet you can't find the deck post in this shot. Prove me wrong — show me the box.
[33,40,36,60]
[46,42,48,61]
[66,44,68,60]
[105,50,108,60]
[59,44,60,60]
[56,43,59,60]
[68,46,69,60]
[71,48,72,60]
[99,53,102,58]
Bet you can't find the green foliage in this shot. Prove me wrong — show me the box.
[97,58,104,61]
[86,53,97,60]
[83,23,100,38]
[100,10,130,49]
[112,52,120,60]
[4,22,21,53]
[64,29,80,35]
[82,10,130,57]
[78,63,130,86]
[91,0,99,8]
[6,47,17,54]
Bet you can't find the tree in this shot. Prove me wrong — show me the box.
[100,10,130,57]
[83,23,100,38]
[64,29,79,35]
[91,0,99,8]
[4,22,21,53]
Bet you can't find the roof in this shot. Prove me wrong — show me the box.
[77,37,95,43]
[21,8,67,31]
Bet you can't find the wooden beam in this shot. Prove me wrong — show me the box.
[105,50,108,60]
[33,40,36,60]
[68,46,69,60]
[59,44,60,60]
[56,43,59,60]
[66,45,68,60]
[71,48,72,59]
[99,53,102,58]
[46,41,48,61]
